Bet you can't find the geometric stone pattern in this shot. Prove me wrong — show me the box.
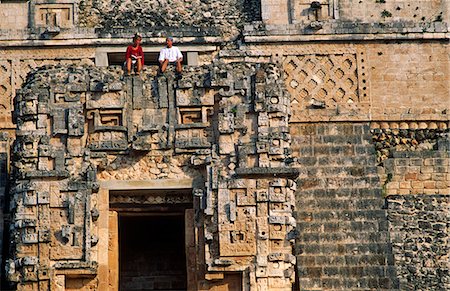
[284,54,358,109]
[9,63,298,290]
[0,60,12,115]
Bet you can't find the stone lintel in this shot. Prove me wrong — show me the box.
[53,261,98,275]
[99,179,194,190]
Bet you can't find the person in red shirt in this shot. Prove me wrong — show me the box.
[125,34,144,75]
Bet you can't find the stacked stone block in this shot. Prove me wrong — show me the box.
[374,124,450,196]
[291,123,399,290]
[381,151,449,195]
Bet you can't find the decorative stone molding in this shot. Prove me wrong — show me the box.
[371,121,449,130]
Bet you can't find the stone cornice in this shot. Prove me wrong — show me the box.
[244,32,450,43]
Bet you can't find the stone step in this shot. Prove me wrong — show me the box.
[291,133,372,145]
[297,265,397,278]
[294,155,378,167]
[297,220,388,233]
[293,143,376,154]
[298,198,386,211]
[297,253,395,267]
[297,177,381,190]
[296,165,379,178]
[297,230,391,244]
[296,246,394,262]
[296,231,391,245]
[297,253,394,268]
[299,188,384,198]
[296,244,394,262]
[296,209,388,222]
[298,276,400,290]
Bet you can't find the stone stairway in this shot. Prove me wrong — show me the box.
[292,123,399,290]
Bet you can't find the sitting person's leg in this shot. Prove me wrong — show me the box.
[126,58,132,75]
[136,59,142,74]
[176,59,182,73]
[160,59,169,73]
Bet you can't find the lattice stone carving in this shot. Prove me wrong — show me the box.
[283,54,358,109]
[0,60,12,112]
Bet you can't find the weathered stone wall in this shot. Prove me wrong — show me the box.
[387,195,449,290]
[373,125,449,290]
[339,0,447,23]
[289,120,449,290]
[257,0,448,34]
[0,132,8,284]
[0,3,29,30]
[365,42,449,121]
[78,0,248,37]
[374,127,449,195]
[0,1,448,290]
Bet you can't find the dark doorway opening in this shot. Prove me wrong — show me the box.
[119,215,187,291]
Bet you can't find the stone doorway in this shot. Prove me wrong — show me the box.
[107,187,194,291]
[119,214,187,291]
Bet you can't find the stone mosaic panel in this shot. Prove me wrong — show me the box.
[9,63,298,290]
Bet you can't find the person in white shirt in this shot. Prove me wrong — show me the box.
[158,37,183,76]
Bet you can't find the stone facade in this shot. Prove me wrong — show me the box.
[0,0,449,290]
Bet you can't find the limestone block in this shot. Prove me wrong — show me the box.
[268,186,286,202]
[51,108,67,135]
[257,217,269,240]
[256,189,269,202]
[256,267,267,278]
[236,189,256,206]
[37,192,50,205]
[23,191,37,206]
[68,106,85,136]
[269,224,287,240]
[218,113,235,133]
